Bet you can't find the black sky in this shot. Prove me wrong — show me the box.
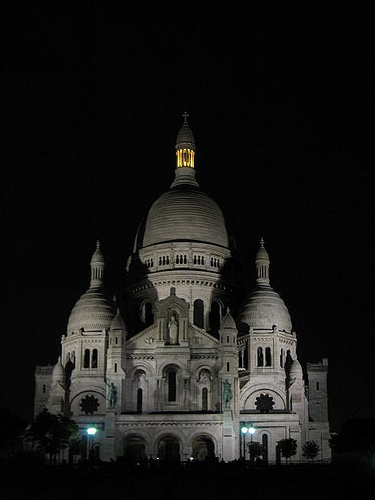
[2,3,372,432]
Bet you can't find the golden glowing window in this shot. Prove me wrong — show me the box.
[176,148,195,168]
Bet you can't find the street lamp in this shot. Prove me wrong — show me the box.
[241,425,248,460]
[249,425,255,442]
[86,427,97,460]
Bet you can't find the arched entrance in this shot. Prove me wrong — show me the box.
[123,435,146,462]
[157,435,180,462]
[191,435,215,462]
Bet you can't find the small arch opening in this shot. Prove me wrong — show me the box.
[83,349,90,369]
[91,349,98,368]
[265,347,272,367]
[193,299,204,328]
[257,347,264,367]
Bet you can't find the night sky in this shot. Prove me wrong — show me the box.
[2,4,372,432]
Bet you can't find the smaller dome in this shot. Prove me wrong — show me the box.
[67,288,116,333]
[110,309,127,331]
[221,308,237,330]
[68,242,115,333]
[239,284,292,332]
[289,358,303,378]
[52,357,65,382]
[239,239,292,332]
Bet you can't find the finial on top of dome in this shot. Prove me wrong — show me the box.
[255,237,270,285]
[90,240,105,287]
[174,112,196,174]
[220,308,237,331]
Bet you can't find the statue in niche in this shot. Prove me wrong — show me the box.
[168,314,179,345]
[223,380,232,408]
[135,371,146,384]
[106,381,117,409]
[199,369,211,383]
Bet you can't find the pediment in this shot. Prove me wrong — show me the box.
[125,324,158,348]
[189,324,220,348]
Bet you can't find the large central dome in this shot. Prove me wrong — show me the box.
[138,115,229,250]
[141,184,229,248]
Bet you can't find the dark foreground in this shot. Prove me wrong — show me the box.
[1,461,374,500]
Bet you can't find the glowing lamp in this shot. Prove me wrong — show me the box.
[249,426,255,435]
[241,426,248,434]
[87,427,97,436]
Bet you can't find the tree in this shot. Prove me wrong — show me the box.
[277,438,297,464]
[26,409,79,463]
[247,441,263,463]
[302,440,320,461]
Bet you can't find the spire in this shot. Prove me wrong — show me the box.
[175,112,196,169]
[171,113,199,188]
[255,237,270,285]
[90,240,105,288]
[220,308,237,330]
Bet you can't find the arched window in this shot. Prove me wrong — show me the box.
[202,388,208,411]
[244,341,249,370]
[144,302,153,327]
[137,388,143,413]
[114,362,118,373]
[193,299,204,328]
[265,347,272,367]
[257,347,264,367]
[83,349,90,368]
[280,349,284,367]
[42,384,46,393]
[209,301,221,333]
[91,349,98,368]
[168,370,177,402]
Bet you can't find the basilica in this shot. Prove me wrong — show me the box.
[34,115,331,463]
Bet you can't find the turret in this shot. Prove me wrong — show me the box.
[255,237,270,285]
[219,308,239,400]
[48,357,66,414]
[175,111,195,168]
[90,240,105,288]
[171,112,199,188]
[107,308,127,375]
[306,358,329,422]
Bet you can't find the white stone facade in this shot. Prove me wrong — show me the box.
[34,117,330,463]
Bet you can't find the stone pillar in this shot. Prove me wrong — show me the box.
[222,409,237,461]
[102,409,116,461]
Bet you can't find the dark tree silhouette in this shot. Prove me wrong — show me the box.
[247,441,263,463]
[302,440,320,461]
[26,409,79,463]
[277,438,297,463]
